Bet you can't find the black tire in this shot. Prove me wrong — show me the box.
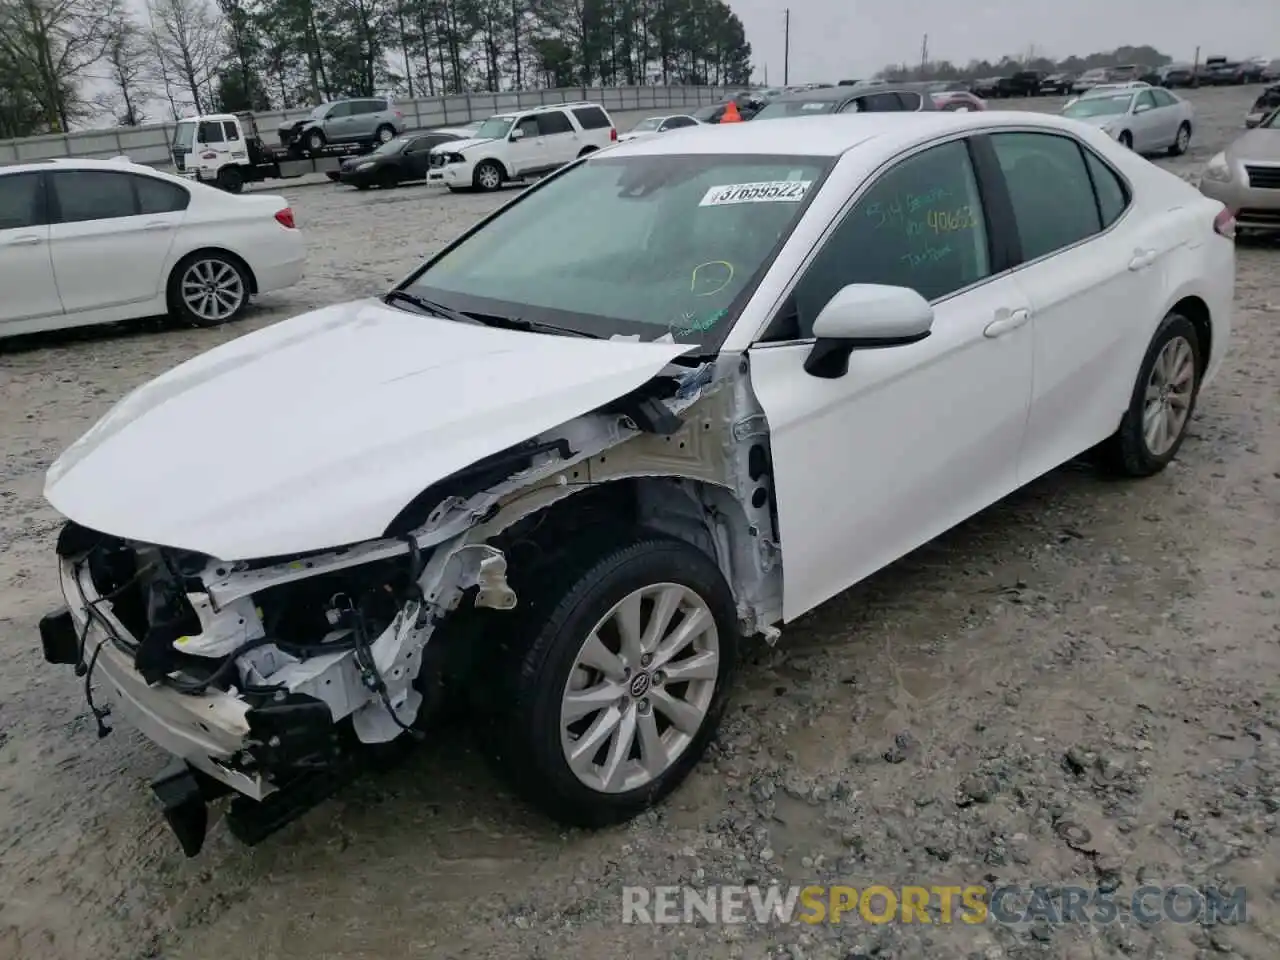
[375,124,396,144]
[577,145,597,158]
[1095,312,1202,478]
[1169,122,1191,156]
[305,128,326,152]
[216,166,244,194]
[325,171,341,182]
[167,252,252,328]
[488,535,740,828]
[355,183,371,191]
[1118,130,1133,149]
[472,160,504,191]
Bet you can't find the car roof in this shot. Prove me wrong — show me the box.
[601,111,1088,160]
[768,83,927,103]
[0,156,174,176]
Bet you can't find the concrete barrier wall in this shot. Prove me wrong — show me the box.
[0,86,735,168]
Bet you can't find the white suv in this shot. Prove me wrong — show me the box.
[428,102,617,191]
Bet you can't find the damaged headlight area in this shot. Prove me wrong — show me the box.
[41,518,511,856]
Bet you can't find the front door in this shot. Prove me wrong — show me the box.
[404,135,445,179]
[747,138,1035,620]
[0,171,62,327]
[46,170,178,314]
[507,116,547,177]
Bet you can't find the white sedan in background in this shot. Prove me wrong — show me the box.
[40,111,1233,856]
[617,114,703,141]
[0,157,304,339]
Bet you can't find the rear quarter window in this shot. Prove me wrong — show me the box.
[1082,149,1130,228]
[134,175,190,214]
[571,106,611,129]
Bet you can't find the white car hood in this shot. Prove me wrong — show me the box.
[44,300,689,560]
[432,136,496,154]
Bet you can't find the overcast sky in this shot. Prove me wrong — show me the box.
[735,0,1280,84]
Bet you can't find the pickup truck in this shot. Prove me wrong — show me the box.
[992,71,1042,98]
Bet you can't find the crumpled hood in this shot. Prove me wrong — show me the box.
[45,300,689,560]
[430,136,496,155]
[1228,127,1280,162]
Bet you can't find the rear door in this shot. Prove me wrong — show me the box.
[0,171,62,327]
[46,170,184,313]
[1146,88,1181,146]
[536,109,579,165]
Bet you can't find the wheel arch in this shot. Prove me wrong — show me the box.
[1168,293,1212,376]
[169,246,259,296]
[473,155,509,179]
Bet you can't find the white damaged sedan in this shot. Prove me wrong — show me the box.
[40,110,1234,856]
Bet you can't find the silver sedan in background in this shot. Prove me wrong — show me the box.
[1199,107,1280,233]
[616,114,702,142]
[1061,86,1195,155]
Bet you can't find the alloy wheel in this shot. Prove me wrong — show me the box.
[478,164,501,190]
[180,259,245,324]
[559,583,720,794]
[1142,335,1195,457]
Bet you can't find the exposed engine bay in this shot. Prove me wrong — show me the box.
[40,355,785,855]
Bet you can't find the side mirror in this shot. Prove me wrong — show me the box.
[1135,103,1151,113]
[510,127,526,141]
[803,284,934,379]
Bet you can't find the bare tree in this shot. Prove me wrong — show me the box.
[0,0,114,132]
[147,0,224,114]
[97,10,153,125]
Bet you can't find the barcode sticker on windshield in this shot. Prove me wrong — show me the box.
[699,181,813,206]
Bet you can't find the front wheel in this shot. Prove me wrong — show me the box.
[1117,130,1133,149]
[490,536,739,827]
[375,124,396,144]
[305,129,325,152]
[473,160,503,191]
[1096,312,1202,477]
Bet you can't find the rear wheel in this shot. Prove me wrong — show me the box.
[1169,122,1191,156]
[1095,312,1202,477]
[168,253,251,328]
[473,160,503,192]
[215,166,244,194]
[488,536,739,827]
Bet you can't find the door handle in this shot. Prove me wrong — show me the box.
[142,222,171,231]
[1128,248,1156,270]
[6,234,42,246]
[983,308,1031,338]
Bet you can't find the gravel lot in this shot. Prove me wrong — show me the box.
[2,86,1278,960]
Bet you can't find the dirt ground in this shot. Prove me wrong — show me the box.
[1,86,1278,960]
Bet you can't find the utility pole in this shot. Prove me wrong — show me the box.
[920,34,929,75]
[783,9,790,85]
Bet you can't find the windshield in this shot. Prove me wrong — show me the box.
[371,137,410,156]
[402,154,832,349]
[173,121,196,149]
[474,116,513,140]
[752,100,837,120]
[1064,94,1133,118]
[632,117,664,132]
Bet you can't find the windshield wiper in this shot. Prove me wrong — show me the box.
[382,290,482,326]
[466,313,599,339]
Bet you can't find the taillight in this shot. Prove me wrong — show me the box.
[1213,207,1236,239]
[275,207,296,229]
[610,127,617,141]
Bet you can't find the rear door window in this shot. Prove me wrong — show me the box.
[49,170,139,223]
[537,111,574,135]
[989,132,1103,261]
[0,172,45,230]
